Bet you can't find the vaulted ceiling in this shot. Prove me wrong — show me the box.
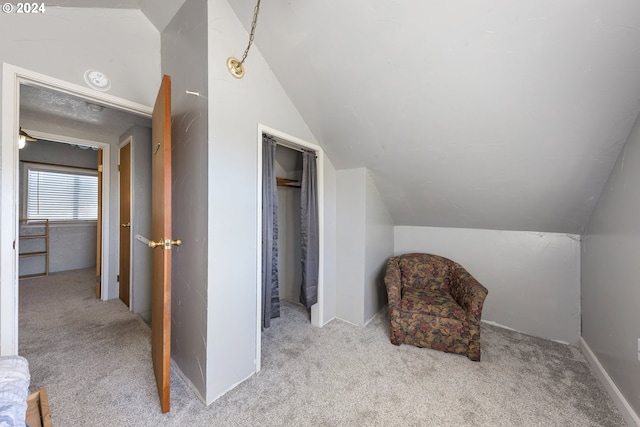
[47,1,640,234]
[227,0,640,234]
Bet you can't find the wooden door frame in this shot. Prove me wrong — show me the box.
[118,137,133,307]
[255,124,326,372]
[0,63,152,355]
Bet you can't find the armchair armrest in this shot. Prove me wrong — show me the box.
[450,265,488,321]
[384,257,402,317]
[384,256,407,346]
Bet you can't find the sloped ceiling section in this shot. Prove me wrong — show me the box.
[228,0,640,234]
[48,0,185,31]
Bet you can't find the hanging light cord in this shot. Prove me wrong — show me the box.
[240,0,262,67]
[227,0,262,79]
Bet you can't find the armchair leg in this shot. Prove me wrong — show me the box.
[467,345,481,361]
[389,327,404,346]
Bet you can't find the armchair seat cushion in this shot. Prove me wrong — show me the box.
[401,288,466,321]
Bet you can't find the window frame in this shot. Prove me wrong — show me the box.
[22,161,99,225]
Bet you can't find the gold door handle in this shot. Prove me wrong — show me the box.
[121,223,131,228]
[148,239,182,249]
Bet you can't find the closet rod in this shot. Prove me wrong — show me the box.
[265,133,308,153]
[276,141,305,153]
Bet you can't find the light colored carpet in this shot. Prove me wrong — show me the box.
[19,268,625,426]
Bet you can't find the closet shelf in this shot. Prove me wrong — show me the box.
[276,177,301,188]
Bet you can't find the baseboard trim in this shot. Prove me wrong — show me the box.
[206,370,255,406]
[579,337,640,427]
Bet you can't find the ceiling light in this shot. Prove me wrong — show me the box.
[83,69,111,91]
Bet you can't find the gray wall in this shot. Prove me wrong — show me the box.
[275,155,303,303]
[19,139,98,215]
[119,125,152,323]
[581,111,640,416]
[395,227,582,345]
[162,0,209,401]
[47,225,96,273]
[336,168,394,326]
[19,140,98,274]
[19,140,98,169]
[18,222,97,276]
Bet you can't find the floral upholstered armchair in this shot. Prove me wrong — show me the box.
[384,253,489,361]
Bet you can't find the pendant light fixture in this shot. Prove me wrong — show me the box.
[227,0,262,79]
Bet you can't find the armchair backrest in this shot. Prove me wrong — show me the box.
[397,253,454,293]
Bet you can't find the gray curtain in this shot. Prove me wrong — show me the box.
[262,135,280,329]
[300,150,319,308]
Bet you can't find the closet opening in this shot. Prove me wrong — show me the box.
[274,144,304,307]
[256,125,325,371]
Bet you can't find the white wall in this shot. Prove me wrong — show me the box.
[322,159,338,323]
[581,111,640,418]
[364,172,394,323]
[395,226,581,345]
[336,169,366,325]
[336,168,394,326]
[206,0,337,404]
[0,8,160,107]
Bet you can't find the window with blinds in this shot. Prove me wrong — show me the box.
[26,164,98,221]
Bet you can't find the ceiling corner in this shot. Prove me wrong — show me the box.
[140,0,186,33]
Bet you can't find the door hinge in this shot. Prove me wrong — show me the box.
[98,165,103,173]
[117,164,120,172]
[13,240,16,250]
[117,274,120,282]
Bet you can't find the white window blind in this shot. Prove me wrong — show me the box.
[27,167,98,221]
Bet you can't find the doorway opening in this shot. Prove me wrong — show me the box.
[18,134,103,282]
[1,64,152,355]
[255,124,325,372]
